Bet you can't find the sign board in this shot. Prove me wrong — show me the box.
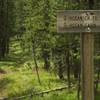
[57,10,100,33]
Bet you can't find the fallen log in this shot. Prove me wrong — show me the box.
[35,85,72,95]
[0,85,74,100]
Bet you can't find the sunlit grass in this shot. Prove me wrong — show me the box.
[0,66,68,97]
[0,41,100,100]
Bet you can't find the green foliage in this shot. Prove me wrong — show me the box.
[0,0,100,100]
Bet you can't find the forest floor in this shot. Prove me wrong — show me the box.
[0,58,77,100]
[0,40,100,100]
[0,56,100,100]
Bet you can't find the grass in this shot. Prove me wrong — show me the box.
[28,91,77,100]
[0,39,100,100]
[95,94,100,100]
[0,61,100,100]
[0,58,78,100]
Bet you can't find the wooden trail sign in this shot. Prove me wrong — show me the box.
[57,10,100,33]
[56,10,99,100]
[81,33,94,100]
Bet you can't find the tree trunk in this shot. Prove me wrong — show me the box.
[58,60,64,80]
[65,49,71,88]
[0,0,9,59]
[42,45,50,71]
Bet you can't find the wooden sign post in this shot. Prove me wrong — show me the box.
[57,10,100,100]
[81,33,94,100]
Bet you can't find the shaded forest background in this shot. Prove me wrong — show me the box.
[0,0,100,100]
